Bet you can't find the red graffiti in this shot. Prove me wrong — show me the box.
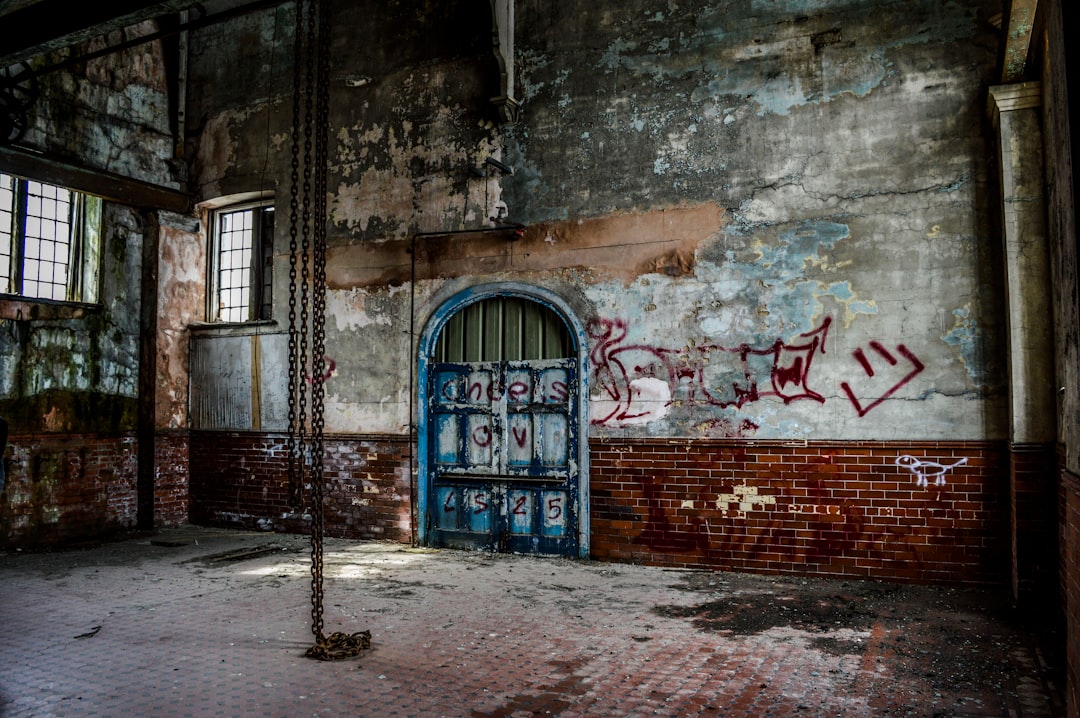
[467,380,498,402]
[306,356,336,384]
[471,425,492,448]
[548,380,569,402]
[635,474,711,554]
[840,341,925,417]
[587,316,831,427]
[507,381,529,401]
[547,496,563,521]
[473,493,488,513]
[512,494,529,515]
[443,489,455,513]
[511,426,528,448]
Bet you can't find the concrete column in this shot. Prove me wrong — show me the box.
[989,82,1055,443]
[988,81,1057,604]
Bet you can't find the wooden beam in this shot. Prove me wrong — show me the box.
[0,146,191,213]
[1001,0,1040,82]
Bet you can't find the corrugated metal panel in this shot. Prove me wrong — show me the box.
[190,334,252,429]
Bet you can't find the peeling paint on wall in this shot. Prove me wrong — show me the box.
[942,304,989,389]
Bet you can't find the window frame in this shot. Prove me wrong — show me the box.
[207,199,275,324]
[0,172,102,305]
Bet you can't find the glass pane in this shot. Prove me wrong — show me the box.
[0,175,11,289]
[216,208,255,322]
[462,302,484,361]
[503,298,524,360]
[482,300,503,362]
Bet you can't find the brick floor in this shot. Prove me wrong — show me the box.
[0,527,1065,717]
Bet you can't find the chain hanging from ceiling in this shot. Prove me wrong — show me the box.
[286,0,371,662]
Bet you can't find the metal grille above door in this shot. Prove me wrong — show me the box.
[435,296,573,362]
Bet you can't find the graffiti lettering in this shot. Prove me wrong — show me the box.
[443,489,455,513]
[588,317,831,427]
[840,342,925,417]
[547,497,563,521]
[548,381,569,402]
[511,426,528,448]
[896,455,968,487]
[467,380,498,403]
[473,492,488,513]
[512,495,528,515]
[440,379,457,402]
[306,356,336,385]
[507,381,529,401]
[472,425,492,448]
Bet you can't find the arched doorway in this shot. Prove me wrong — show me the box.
[417,285,589,557]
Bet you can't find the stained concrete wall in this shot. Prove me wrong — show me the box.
[186,0,1005,443]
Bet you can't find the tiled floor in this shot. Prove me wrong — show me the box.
[0,526,1065,717]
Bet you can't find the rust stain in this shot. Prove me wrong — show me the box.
[325,203,726,290]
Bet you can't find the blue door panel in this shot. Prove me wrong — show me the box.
[428,359,578,556]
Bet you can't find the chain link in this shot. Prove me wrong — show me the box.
[285,0,305,510]
[308,0,332,647]
[287,0,369,661]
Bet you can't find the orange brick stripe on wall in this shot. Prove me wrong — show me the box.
[589,438,1010,585]
[189,431,414,543]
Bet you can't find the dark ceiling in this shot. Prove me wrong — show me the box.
[0,0,207,66]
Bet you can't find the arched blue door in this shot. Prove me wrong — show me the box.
[418,287,589,557]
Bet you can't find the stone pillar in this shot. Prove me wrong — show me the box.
[988,81,1057,604]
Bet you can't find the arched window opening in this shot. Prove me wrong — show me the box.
[435,296,573,362]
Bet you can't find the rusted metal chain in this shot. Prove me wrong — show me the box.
[287,0,368,661]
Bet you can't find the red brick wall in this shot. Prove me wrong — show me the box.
[1010,443,1059,600]
[0,433,139,547]
[1062,466,1080,718]
[189,431,413,542]
[589,438,1009,585]
[154,431,190,527]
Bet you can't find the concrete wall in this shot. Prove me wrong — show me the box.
[0,0,1015,577]
[177,0,1014,586]
[186,0,1005,445]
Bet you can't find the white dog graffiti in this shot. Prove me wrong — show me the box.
[895,455,968,487]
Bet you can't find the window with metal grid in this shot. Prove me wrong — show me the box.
[210,203,274,322]
[0,173,99,303]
